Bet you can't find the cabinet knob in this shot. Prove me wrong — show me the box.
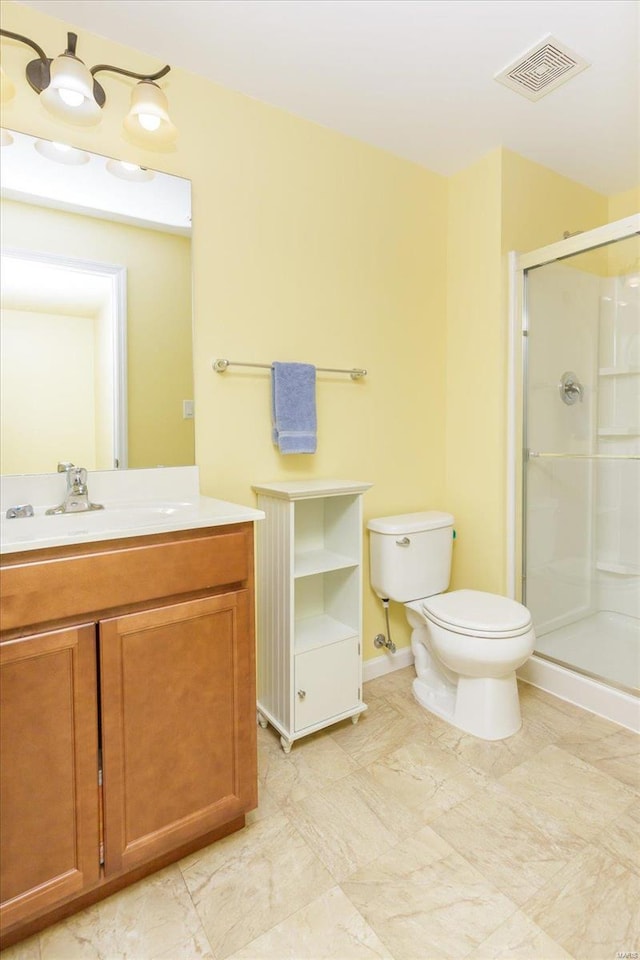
[297,689,306,700]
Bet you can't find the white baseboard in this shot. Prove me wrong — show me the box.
[363,647,414,683]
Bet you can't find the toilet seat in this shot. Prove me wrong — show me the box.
[420,589,532,639]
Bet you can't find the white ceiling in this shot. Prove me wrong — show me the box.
[15,0,640,195]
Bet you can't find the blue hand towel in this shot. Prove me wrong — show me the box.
[271,361,317,454]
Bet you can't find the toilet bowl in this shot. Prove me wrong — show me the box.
[368,512,535,741]
[406,589,535,740]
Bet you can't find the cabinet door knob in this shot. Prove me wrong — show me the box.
[297,689,306,700]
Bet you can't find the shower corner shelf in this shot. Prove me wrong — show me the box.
[253,479,372,753]
[598,366,640,377]
[596,561,640,577]
[597,427,640,437]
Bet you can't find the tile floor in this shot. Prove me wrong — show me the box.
[2,669,639,960]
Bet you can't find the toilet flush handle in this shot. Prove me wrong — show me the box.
[396,537,410,546]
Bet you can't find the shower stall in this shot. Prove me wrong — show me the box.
[511,215,639,730]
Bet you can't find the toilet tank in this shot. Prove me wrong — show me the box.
[367,511,454,602]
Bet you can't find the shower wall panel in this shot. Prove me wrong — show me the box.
[525,263,600,634]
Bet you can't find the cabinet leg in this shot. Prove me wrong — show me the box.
[280,736,293,754]
[257,711,268,729]
[351,714,360,725]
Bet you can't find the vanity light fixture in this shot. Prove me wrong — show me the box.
[105,158,155,182]
[0,28,177,149]
[34,138,90,165]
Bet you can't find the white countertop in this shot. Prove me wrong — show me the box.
[1,467,263,555]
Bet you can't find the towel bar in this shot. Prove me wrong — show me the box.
[212,359,367,380]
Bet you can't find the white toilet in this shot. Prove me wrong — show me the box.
[368,511,535,740]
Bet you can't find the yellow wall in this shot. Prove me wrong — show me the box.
[1,308,96,472]
[445,150,504,591]
[2,1,636,659]
[0,0,448,659]
[608,187,640,222]
[1,197,193,468]
[444,148,616,598]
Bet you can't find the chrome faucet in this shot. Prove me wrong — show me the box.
[45,462,104,515]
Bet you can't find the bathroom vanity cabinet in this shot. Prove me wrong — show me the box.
[253,480,371,752]
[0,524,257,947]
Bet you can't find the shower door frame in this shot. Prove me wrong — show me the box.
[506,213,640,730]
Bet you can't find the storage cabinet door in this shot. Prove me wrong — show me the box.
[100,591,257,875]
[294,637,360,731]
[0,625,100,932]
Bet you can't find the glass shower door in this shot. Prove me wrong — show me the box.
[523,235,639,695]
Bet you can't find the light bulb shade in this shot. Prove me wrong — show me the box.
[123,81,177,149]
[34,138,90,165]
[0,66,16,103]
[40,54,101,126]
[106,158,155,182]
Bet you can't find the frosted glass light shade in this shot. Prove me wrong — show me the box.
[40,55,101,126]
[123,81,177,149]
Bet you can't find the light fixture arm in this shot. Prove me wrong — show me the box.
[0,28,48,63]
[91,63,171,83]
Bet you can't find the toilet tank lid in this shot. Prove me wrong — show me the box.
[367,511,454,534]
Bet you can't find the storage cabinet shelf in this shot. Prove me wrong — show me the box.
[294,614,357,653]
[253,480,371,753]
[294,549,358,578]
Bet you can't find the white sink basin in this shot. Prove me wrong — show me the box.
[1,497,264,554]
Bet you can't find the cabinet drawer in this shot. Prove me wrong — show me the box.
[294,637,359,731]
[0,525,251,633]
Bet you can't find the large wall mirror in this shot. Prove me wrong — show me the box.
[0,128,194,475]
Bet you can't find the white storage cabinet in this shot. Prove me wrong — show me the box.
[253,480,372,752]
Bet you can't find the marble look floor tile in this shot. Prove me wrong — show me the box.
[498,744,637,841]
[518,683,620,746]
[593,800,640,876]
[282,772,403,882]
[38,866,212,960]
[227,886,393,959]
[470,910,573,959]
[179,812,333,960]
[559,726,640,793]
[426,715,552,779]
[360,736,489,827]
[379,687,455,737]
[258,727,359,805]
[363,666,415,702]
[0,937,41,960]
[329,698,423,767]
[342,825,518,960]
[525,844,640,960]
[245,780,282,825]
[430,779,585,906]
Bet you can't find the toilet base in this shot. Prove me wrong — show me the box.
[413,672,522,741]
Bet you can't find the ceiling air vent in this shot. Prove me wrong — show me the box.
[495,35,590,102]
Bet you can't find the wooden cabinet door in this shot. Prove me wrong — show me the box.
[0,625,100,932]
[100,591,257,876]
